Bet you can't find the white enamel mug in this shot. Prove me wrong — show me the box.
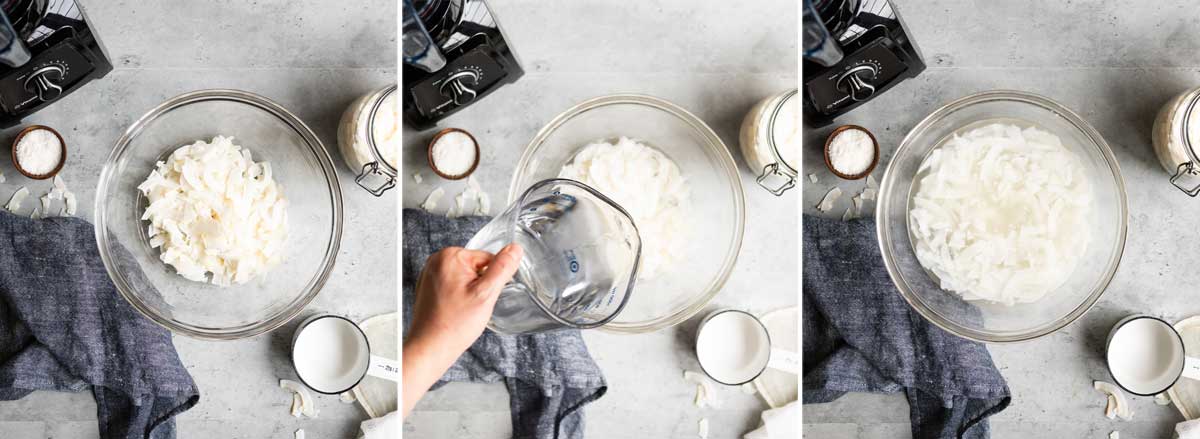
[291,314,399,394]
[695,309,800,386]
[1106,315,1199,396]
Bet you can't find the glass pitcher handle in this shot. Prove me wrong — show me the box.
[0,9,30,68]
[402,0,446,72]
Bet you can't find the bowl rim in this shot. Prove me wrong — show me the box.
[509,93,746,334]
[876,89,1129,343]
[94,89,344,341]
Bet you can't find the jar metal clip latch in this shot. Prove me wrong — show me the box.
[356,162,396,196]
[1173,96,1200,197]
[1171,161,1200,197]
[756,163,795,196]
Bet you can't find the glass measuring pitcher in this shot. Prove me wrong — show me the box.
[466,178,641,334]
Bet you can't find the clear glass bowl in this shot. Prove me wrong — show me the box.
[878,90,1127,343]
[95,90,343,340]
[511,94,745,333]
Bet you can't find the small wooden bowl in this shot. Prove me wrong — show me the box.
[11,125,66,180]
[823,125,878,180]
[427,128,480,180]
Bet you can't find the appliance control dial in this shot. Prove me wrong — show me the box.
[24,65,66,102]
[836,65,878,102]
[439,70,480,106]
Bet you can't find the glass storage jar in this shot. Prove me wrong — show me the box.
[739,89,798,195]
[1153,86,1200,196]
[338,84,398,196]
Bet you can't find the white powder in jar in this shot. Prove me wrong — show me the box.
[827,128,874,176]
[559,137,690,279]
[772,95,799,168]
[909,123,1092,305]
[15,129,62,175]
[372,91,399,168]
[430,131,477,177]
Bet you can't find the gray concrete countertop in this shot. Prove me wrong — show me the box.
[0,2,396,438]
[802,1,1200,438]
[401,1,797,438]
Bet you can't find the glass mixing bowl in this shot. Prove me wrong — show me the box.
[95,90,343,340]
[878,90,1128,343]
[511,94,745,333]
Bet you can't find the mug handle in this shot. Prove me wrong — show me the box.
[366,355,399,382]
[767,348,799,374]
[1183,356,1200,381]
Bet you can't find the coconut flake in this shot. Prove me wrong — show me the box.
[475,190,492,216]
[139,137,286,285]
[6,186,28,212]
[340,391,357,404]
[412,172,423,184]
[808,173,818,184]
[290,393,303,418]
[860,187,877,201]
[909,123,1092,305]
[816,187,841,213]
[295,429,306,439]
[698,418,709,439]
[63,191,76,216]
[842,205,858,221]
[1109,431,1119,439]
[1155,392,1171,405]
[280,379,317,418]
[421,187,444,211]
[684,370,718,409]
[1095,381,1132,420]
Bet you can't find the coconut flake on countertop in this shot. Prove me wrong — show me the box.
[684,370,717,409]
[1095,380,1132,420]
[841,205,858,221]
[280,379,317,418]
[698,418,709,439]
[421,187,444,211]
[412,172,423,184]
[6,186,28,212]
[816,187,841,213]
[63,191,76,216]
[559,137,690,279]
[808,173,818,183]
[909,123,1092,305]
[1155,392,1171,405]
[295,429,306,439]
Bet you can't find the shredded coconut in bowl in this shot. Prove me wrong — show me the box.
[559,137,690,279]
[908,123,1092,305]
[138,136,288,286]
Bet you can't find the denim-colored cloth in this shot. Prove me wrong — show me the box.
[803,215,1010,439]
[402,209,606,439]
[0,211,199,439]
